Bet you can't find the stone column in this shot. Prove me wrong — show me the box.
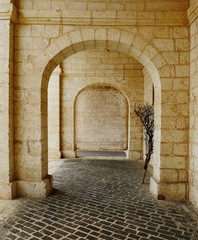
[14,77,53,198]
[188,1,198,208]
[48,66,61,159]
[60,64,76,158]
[0,1,16,199]
[143,68,154,166]
[150,77,189,201]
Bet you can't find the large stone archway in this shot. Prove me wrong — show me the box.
[0,21,188,202]
[15,28,164,199]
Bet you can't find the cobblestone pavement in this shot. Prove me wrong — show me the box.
[0,159,198,240]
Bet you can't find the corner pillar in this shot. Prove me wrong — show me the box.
[0,2,17,199]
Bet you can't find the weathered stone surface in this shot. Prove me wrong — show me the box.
[0,0,197,212]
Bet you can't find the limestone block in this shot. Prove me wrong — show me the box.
[118,32,133,53]
[15,25,32,37]
[117,11,137,19]
[92,10,116,19]
[0,182,17,200]
[129,151,141,160]
[51,1,65,11]
[163,52,179,64]
[154,27,170,38]
[32,37,50,50]
[125,2,144,11]
[160,169,178,182]
[31,25,45,37]
[81,28,95,45]
[173,78,189,90]
[162,103,188,117]
[107,29,121,46]
[175,39,190,52]
[193,156,198,171]
[137,27,154,41]
[161,143,173,156]
[156,11,186,21]
[176,91,189,104]
[15,36,33,50]
[179,170,188,182]
[147,1,188,11]
[173,143,188,156]
[137,11,155,21]
[133,36,147,52]
[180,52,190,64]
[160,78,174,92]
[95,28,107,42]
[175,65,190,77]
[170,27,189,39]
[67,2,87,10]
[153,55,167,70]
[159,183,187,200]
[150,177,187,200]
[154,39,174,52]
[159,65,174,77]
[143,45,158,60]
[189,172,198,186]
[88,3,106,11]
[61,150,75,158]
[17,175,53,198]
[189,188,198,210]
[160,156,187,169]
[44,25,60,38]
[176,117,188,129]
[107,3,124,11]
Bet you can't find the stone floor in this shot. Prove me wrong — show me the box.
[0,159,198,240]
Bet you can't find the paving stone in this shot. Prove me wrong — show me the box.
[0,159,198,240]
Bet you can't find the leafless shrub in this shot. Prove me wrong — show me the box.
[134,103,154,183]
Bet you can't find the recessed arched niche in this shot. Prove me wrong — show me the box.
[74,84,129,154]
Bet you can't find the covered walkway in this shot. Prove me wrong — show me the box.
[0,159,198,240]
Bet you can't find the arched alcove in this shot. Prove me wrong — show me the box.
[59,48,144,159]
[74,84,129,158]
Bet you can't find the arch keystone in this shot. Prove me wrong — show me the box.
[118,31,135,54]
[95,29,107,48]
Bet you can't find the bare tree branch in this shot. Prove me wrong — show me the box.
[133,103,154,183]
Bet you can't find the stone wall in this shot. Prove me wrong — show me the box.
[0,14,15,199]
[188,0,198,209]
[75,86,128,151]
[16,0,188,11]
[0,0,193,202]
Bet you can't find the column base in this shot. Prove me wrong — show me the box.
[0,181,17,200]
[150,177,188,200]
[61,150,76,158]
[48,150,61,159]
[189,188,198,210]
[127,151,142,160]
[17,175,53,198]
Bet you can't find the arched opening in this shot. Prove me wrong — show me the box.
[74,84,129,158]
[55,48,145,160]
[22,28,163,198]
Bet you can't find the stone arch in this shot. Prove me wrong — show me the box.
[27,27,166,198]
[75,83,131,107]
[73,83,131,157]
